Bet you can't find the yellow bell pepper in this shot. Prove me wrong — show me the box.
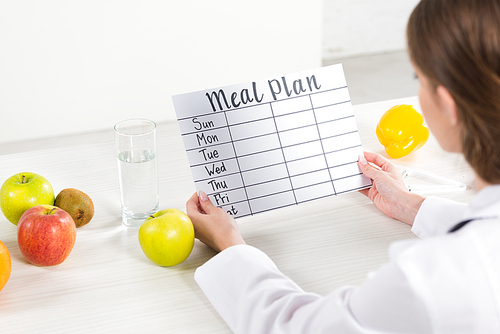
[376,104,429,159]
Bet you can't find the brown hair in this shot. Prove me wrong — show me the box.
[407,0,500,184]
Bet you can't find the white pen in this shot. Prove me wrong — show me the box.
[397,165,467,194]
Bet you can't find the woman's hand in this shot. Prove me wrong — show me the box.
[358,151,425,225]
[186,191,246,252]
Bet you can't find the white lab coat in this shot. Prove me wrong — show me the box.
[195,185,500,333]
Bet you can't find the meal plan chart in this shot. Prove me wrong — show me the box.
[172,64,371,218]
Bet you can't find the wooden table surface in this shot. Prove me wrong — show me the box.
[0,97,475,333]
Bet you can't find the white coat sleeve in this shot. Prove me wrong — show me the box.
[195,244,432,334]
[412,196,468,238]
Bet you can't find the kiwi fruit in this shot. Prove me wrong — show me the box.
[54,188,94,228]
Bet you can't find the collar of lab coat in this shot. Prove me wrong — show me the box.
[460,184,500,223]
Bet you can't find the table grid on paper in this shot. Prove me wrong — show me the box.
[177,86,371,218]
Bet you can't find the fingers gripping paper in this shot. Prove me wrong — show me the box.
[172,64,372,218]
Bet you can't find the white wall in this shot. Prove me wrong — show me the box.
[323,0,420,60]
[0,1,322,145]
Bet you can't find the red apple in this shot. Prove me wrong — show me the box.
[17,205,76,266]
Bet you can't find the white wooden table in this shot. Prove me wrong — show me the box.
[0,97,475,333]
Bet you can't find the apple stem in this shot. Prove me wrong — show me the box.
[22,175,26,184]
[49,207,57,215]
[149,215,155,219]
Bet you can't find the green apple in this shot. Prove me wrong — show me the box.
[138,208,195,267]
[0,172,55,225]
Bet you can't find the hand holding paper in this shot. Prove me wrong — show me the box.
[358,152,425,226]
[186,191,245,252]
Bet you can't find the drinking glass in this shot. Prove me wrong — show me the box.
[114,119,159,228]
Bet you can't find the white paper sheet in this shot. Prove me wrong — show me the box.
[172,64,372,218]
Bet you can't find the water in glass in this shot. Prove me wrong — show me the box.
[117,149,159,227]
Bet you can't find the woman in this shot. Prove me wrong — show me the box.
[186,0,500,332]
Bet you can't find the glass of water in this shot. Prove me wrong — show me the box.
[114,119,159,228]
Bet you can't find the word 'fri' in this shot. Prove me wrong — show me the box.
[212,194,238,215]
